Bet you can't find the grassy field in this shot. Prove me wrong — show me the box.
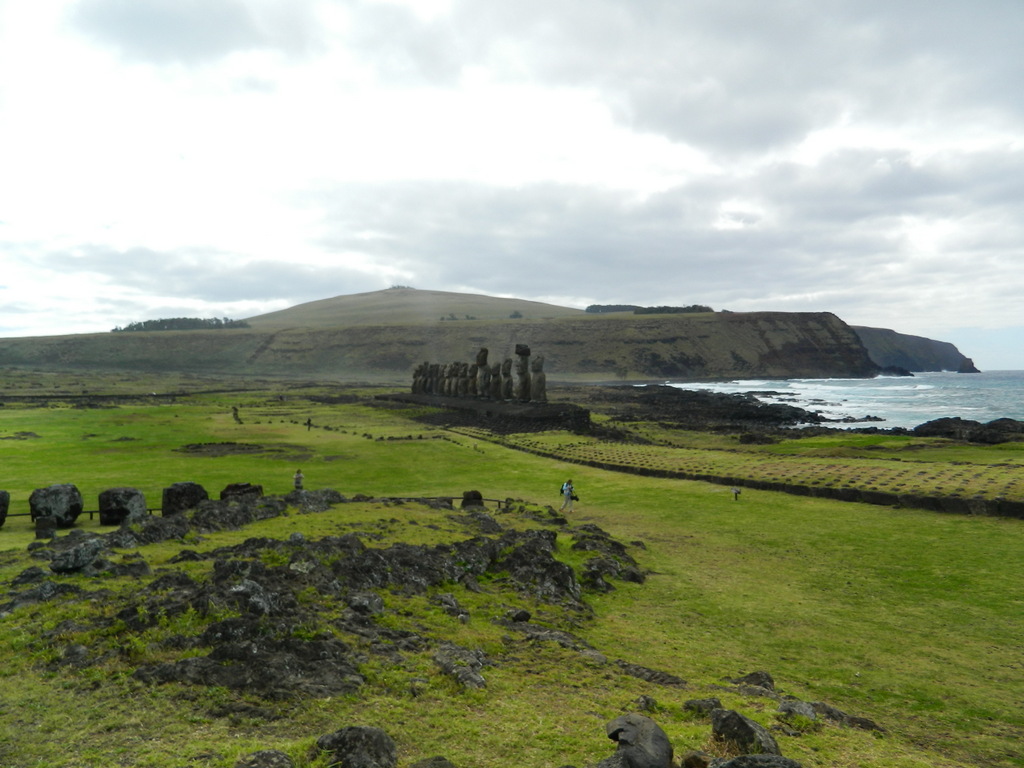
[0,374,1021,767]
[464,425,1024,503]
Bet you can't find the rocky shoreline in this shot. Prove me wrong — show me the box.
[553,384,1024,443]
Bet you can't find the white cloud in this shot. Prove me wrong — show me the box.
[0,0,1021,370]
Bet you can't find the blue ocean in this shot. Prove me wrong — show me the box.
[667,370,1024,430]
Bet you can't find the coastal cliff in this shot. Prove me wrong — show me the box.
[853,326,980,373]
[0,302,881,382]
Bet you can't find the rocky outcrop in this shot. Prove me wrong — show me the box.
[4,480,903,767]
[913,417,1024,444]
[853,326,980,373]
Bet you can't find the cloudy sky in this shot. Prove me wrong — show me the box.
[2,0,1022,369]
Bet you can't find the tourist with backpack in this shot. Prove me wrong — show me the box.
[559,479,575,512]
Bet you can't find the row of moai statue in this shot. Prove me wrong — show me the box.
[411,345,546,403]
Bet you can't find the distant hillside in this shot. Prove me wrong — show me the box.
[853,326,980,373]
[0,288,885,382]
[244,288,583,329]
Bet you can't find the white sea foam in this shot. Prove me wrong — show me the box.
[666,370,1024,429]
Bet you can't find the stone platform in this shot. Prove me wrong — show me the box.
[375,392,590,433]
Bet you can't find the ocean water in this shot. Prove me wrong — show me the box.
[666,370,1024,430]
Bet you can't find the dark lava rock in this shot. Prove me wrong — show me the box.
[710,757,804,768]
[134,635,364,699]
[577,385,823,430]
[728,670,775,692]
[434,642,488,689]
[913,417,1024,444]
[49,536,106,574]
[220,482,264,502]
[598,713,673,768]
[710,709,781,756]
[313,726,397,768]
[29,484,83,527]
[98,487,148,526]
[161,481,209,516]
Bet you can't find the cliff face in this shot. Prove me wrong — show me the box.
[853,326,980,373]
[0,310,882,382]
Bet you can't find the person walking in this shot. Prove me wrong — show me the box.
[559,479,575,512]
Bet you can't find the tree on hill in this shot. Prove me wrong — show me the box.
[634,304,714,315]
[111,317,251,332]
[586,304,714,314]
[586,304,642,313]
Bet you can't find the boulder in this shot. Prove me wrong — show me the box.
[460,489,484,508]
[99,487,148,526]
[50,537,106,574]
[161,482,209,516]
[220,482,264,502]
[312,726,397,768]
[599,713,674,768]
[728,670,775,693]
[29,484,83,527]
[810,702,885,732]
[434,642,488,689]
[777,699,816,720]
[710,709,781,756]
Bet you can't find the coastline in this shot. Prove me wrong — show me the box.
[661,370,1024,431]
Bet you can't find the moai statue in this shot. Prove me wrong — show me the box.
[514,344,531,402]
[489,362,502,400]
[531,355,547,403]
[468,363,479,397]
[446,363,459,397]
[475,348,490,397]
[477,361,491,398]
[458,362,470,397]
[412,361,428,393]
[501,358,514,400]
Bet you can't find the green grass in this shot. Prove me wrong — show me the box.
[0,376,1022,767]
[479,427,1024,504]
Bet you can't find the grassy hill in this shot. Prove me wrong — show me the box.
[244,287,584,328]
[0,289,882,383]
